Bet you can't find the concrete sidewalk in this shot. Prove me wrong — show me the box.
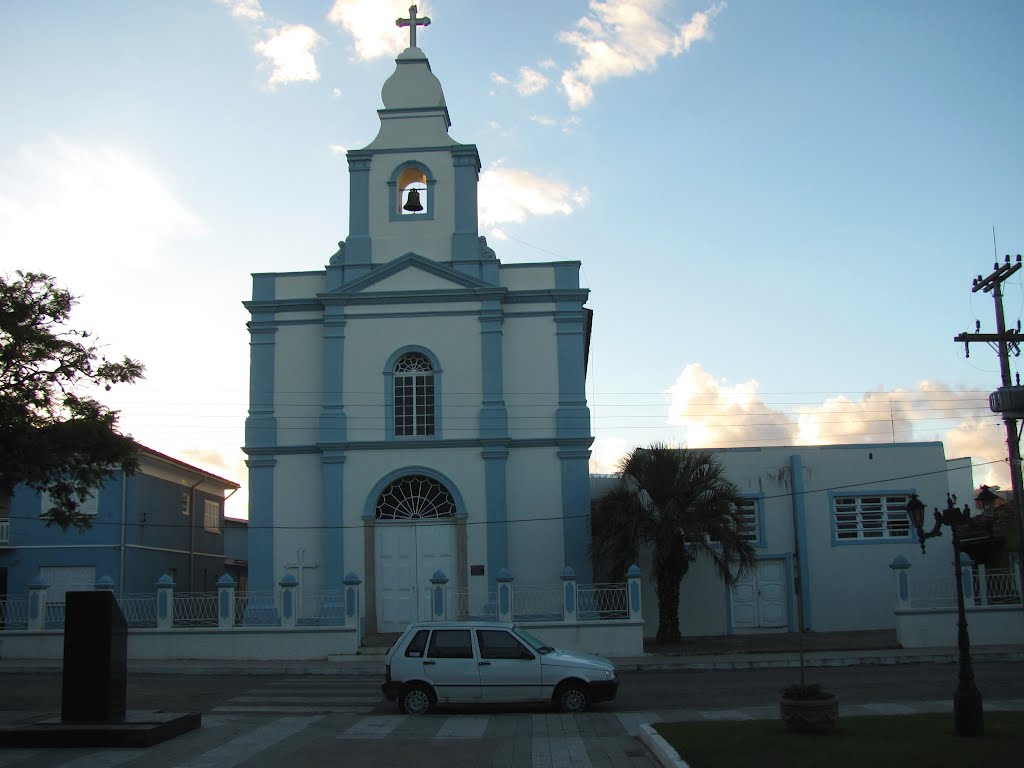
[2,630,1022,676]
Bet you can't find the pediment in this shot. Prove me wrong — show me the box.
[329,253,495,294]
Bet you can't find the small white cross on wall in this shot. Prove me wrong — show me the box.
[284,547,319,588]
[396,5,431,48]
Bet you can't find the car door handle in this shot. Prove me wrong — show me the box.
[423,660,435,665]
[478,661,491,666]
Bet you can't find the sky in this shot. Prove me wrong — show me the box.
[2,1,1023,519]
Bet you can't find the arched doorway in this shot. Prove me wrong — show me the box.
[374,474,457,632]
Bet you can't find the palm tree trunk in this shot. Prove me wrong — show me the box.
[654,554,688,643]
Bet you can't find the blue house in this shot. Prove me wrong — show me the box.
[0,446,239,602]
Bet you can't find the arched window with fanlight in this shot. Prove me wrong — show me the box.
[390,350,437,437]
[388,161,435,221]
[375,475,456,521]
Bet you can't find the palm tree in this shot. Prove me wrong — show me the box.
[590,443,757,643]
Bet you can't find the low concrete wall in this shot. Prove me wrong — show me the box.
[0,616,639,661]
[517,620,644,657]
[0,626,360,661]
[895,605,1024,648]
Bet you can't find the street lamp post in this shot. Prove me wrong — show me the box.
[905,493,984,737]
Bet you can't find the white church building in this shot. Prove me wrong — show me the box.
[243,24,592,633]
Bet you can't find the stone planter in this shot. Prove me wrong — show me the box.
[779,694,839,733]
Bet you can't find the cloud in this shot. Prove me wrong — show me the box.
[254,24,324,87]
[659,363,1008,486]
[327,0,432,60]
[329,144,347,156]
[492,66,550,96]
[217,0,265,21]
[0,140,203,285]
[558,0,724,109]
[477,163,589,228]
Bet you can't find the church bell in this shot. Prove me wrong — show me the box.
[403,187,424,212]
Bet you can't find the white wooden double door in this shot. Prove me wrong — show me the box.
[376,523,456,633]
[731,559,788,631]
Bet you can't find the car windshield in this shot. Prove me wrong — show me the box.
[513,627,554,654]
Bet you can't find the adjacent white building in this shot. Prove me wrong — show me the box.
[243,39,592,633]
[593,442,969,638]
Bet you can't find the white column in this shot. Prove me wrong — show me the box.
[279,573,298,628]
[343,572,362,640]
[561,566,577,623]
[217,574,236,629]
[626,564,642,622]
[28,576,48,631]
[889,555,912,611]
[155,573,175,630]
[496,569,514,623]
[429,570,449,621]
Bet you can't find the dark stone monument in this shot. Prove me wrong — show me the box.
[0,588,201,748]
[62,590,127,722]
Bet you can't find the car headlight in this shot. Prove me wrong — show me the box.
[603,669,615,680]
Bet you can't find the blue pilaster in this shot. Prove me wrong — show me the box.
[319,307,347,443]
[246,456,276,593]
[479,302,508,438]
[321,450,346,592]
[245,276,277,448]
[559,447,592,582]
[483,446,509,580]
[451,146,481,267]
[346,152,372,265]
[789,454,812,631]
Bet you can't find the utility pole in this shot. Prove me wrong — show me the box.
[954,254,1024,600]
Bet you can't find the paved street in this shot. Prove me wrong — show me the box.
[1,662,1023,767]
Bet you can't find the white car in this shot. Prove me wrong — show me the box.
[381,621,619,715]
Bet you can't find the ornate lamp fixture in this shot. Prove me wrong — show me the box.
[903,493,984,737]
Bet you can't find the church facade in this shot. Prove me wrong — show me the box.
[243,36,593,632]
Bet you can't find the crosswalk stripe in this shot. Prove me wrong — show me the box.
[435,715,488,740]
[339,715,405,739]
[230,695,380,704]
[53,750,144,768]
[173,716,322,768]
[210,708,368,716]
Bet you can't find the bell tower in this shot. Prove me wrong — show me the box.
[337,7,484,280]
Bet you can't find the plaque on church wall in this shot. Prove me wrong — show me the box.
[471,564,485,576]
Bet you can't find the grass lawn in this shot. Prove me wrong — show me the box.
[654,712,1024,768]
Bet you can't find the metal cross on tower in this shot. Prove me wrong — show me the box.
[396,5,431,48]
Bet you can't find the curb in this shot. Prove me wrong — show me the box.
[637,723,689,768]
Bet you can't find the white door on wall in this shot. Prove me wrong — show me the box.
[731,559,788,631]
[39,566,96,603]
[376,523,456,633]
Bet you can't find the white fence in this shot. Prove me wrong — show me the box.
[909,567,1021,609]
[890,556,1023,648]
[0,566,646,658]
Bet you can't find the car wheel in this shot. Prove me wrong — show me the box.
[555,681,590,713]
[399,683,435,715]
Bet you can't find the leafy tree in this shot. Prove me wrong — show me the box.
[0,271,144,529]
[590,443,757,643]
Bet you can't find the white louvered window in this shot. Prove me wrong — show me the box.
[833,494,911,541]
[204,500,221,533]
